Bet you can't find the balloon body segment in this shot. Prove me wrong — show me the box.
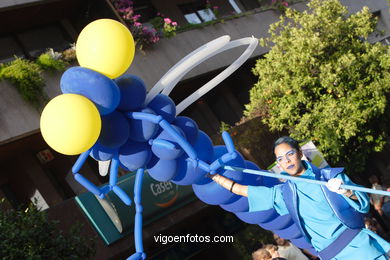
[115,74,147,112]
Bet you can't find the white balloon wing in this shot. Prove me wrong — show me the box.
[146,35,258,115]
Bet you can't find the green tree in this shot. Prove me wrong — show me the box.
[245,0,390,173]
[0,199,95,259]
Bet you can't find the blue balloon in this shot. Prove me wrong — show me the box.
[114,74,146,111]
[192,180,235,205]
[172,156,208,186]
[98,111,130,148]
[219,161,262,212]
[192,146,245,205]
[213,145,246,171]
[173,116,199,144]
[220,196,249,213]
[193,131,214,163]
[263,175,281,187]
[273,224,302,240]
[146,156,178,182]
[119,161,131,172]
[259,214,294,230]
[147,94,176,122]
[171,131,214,185]
[60,66,120,115]
[235,208,279,224]
[151,125,185,160]
[242,160,263,185]
[119,140,152,171]
[128,107,159,142]
[90,141,116,161]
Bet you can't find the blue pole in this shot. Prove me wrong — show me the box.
[224,166,390,197]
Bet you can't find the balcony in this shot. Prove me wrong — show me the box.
[1,0,389,143]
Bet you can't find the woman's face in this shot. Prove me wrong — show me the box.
[274,142,304,176]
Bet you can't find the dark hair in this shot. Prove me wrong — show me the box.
[273,136,300,152]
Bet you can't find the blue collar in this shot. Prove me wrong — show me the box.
[281,160,317,178]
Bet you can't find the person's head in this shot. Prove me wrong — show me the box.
[368,175,379,185]
[273,136,304,176]
[273,234,289,246]
[364,217,378,232]
[252,248,272,260]
[264,244,280,258]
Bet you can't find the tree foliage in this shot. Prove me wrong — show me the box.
[0,199,95,260]
[245,0,390,173]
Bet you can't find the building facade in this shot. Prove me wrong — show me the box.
[0,0,389,259]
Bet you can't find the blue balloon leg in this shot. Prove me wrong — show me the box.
[113,186,132,206]
[209,152,237,172]
[109,154,119,187]
[72,149,91,173]
[74,173,102,196]
[128,111,162,124]
[133,168,146,259]
[72,149,103,196]
[222,131,235,153]
[127,252,145,260]
[110,154,132,205]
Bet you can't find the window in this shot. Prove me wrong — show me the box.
[17,23,72,58]
[0,35,25,63]
[132,0,158,22]
[0,22,72,62]
[179,1,216,24]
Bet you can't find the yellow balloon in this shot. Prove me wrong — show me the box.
[40,94,101,155]
[76,19,135,79]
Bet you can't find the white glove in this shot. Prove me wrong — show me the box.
[326,178,348,195]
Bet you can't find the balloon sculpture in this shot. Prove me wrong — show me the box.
[40,19,316,259]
